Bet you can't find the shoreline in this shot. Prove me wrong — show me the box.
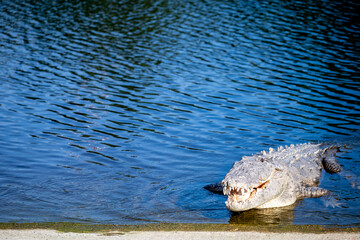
[1,223,359,240]
[0,229,359,240]
[0,222,359,233]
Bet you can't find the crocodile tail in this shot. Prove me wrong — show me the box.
[322,146,342,174]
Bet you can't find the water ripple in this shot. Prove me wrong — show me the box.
[0,0,359,225]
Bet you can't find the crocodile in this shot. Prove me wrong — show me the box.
[204,143,343,212]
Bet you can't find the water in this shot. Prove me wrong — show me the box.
[0,0,359,226]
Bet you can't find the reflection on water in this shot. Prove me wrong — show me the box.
[229,205,296,225]
[0,0,359,225]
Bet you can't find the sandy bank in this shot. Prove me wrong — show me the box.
[1,230,359,240]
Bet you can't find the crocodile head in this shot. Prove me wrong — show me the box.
[222,156,289,211]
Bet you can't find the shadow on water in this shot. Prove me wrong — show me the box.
[229,205,297,225]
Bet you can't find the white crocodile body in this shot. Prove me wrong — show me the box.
[218,143,341,211]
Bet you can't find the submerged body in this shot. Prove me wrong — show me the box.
[205,143,342,212]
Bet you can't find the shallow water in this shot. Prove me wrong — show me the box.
[0,0,359,226]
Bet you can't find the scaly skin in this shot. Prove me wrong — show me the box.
[205,143,342,212]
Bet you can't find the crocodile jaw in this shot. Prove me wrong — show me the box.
[222,172,288,211]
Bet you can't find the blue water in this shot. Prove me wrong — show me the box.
[0,0,359,225]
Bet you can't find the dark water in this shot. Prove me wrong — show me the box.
[0,0,359,226]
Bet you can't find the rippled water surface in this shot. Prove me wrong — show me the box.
[1,0,360,225]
